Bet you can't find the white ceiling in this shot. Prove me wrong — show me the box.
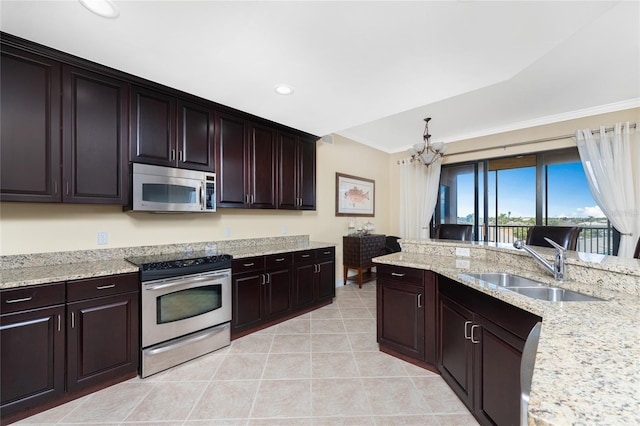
[1,1,638,153]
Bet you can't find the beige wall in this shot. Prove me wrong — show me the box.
[386,107,639,236]
[0,135,391,283]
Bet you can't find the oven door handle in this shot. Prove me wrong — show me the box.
[145,273,230,291]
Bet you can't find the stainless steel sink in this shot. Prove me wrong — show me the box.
[462,272,545,288]
[506,286,605,302]
[459,272,606,302]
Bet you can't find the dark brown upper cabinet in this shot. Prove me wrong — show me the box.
[278,132,316,210]
[216,112,277,209]
[0,43,129,205]
[62,66,129,204]
[130,86,214,172]
[1,46,61,202]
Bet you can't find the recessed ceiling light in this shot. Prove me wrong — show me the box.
[274,84,294,96]
[79,0,119,18]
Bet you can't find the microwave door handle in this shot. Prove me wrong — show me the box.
[200,182,205,210]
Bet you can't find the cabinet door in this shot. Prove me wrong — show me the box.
[438,294,474,408]
[377,279,425,360]
[0,46,61,202]
[265,267,292,318]
[474,315,524,426]
[232,272,264,332]
[277,131,298,209]
[293,262,315,309]
[178,100,214,172]
[316,258,335,301]
[62,66,129,204]
[216,113,247,207]
[248,122,277,209]
[67,292,139,393]
[298,137,316,210]
[130,86,176,167]
[0,305,65,416]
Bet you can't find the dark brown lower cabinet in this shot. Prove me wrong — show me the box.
[0,275,139,425]
[232,248,335,339]
[438,275,541,426]
[376,265,437,367]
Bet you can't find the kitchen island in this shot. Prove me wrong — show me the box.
[373,239,640,426]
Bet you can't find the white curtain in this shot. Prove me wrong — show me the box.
[399,157,442,239]
[575,122,640,258]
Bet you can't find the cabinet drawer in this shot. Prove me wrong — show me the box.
[294,250,315,263]
[232,256,265,274]
[67,273,138,302]
[316,247,335,260]
[0,282,65,314]
[266,253,293,268]
[377,265,424,285]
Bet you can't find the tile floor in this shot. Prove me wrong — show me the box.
[17,281,479,425]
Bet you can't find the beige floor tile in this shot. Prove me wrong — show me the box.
[411,376,470,414]
[348,332,379,352]
[311,333,352,352]
[276,318,311,334]
[186,420,248,426]
[229,333,274,353]
[344,318,376,333]
[213,353,268,380]
[311,352,359,378]
[311,378,372,417]
[372,414,440,425]
[435,413,481,425]
[263,353,311,379]
[340,307,374,319]
[249,418,313,425]
[313,416,375,425]
[362,377,429,416]
[250,379,312,418]
[270,334,311,353]
[310,319,346,334]
[188,380,259,420]
[311,306,342,320]
[354,351,408,377]
[15,395,89,424]
[402,361,440,378]
[125,381,207,422]
[58,381,155,423]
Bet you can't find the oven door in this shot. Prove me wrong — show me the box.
[141,269,231,348]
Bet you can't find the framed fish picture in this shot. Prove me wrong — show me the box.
[335,172,375,217]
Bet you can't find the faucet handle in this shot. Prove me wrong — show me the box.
[513,240,525,249]
[543,237,566,252]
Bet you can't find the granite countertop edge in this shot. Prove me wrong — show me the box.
[373,252,640,426]
[0,241,336,289]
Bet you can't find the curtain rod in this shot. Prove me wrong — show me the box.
[442,122,637,158]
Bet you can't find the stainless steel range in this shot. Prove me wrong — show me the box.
[126,251,232,378]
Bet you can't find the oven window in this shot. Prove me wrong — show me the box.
[156,284,222,324]
[142,183,197,204]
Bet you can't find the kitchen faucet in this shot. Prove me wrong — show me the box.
[513,238,565,281]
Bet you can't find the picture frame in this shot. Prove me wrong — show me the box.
[335,172,375,217]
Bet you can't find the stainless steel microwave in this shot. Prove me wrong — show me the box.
[128,163,216,212]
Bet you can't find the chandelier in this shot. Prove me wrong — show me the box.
[408,117,447,166]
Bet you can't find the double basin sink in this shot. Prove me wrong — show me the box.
[459,272,605,302]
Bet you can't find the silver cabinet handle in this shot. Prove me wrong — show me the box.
[301,254,310,258]
[471,324,480,344]
[170,149,176,161]
[71,312,75,329]
[275,258,285,262]
[57,314,61,332]
[178,150,183,161]
[391,272,405,277]
[54,181,58,195]
[266,273,270,284]
[417,294,423,308]
[260,274,266,285]
[96,284,115,290]
[243,262,255,267]
[464,321,472,340]
[66,182,70,195]
[323,251,331,255]
[6,296,32,304]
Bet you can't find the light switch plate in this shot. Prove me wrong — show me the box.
[455,247,471,257]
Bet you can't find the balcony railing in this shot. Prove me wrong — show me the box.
[484,225,613,255]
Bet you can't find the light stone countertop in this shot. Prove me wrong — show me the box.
[373,249,640,426]
[0,237,335,289]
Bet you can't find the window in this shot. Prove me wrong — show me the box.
[435,148,615,254]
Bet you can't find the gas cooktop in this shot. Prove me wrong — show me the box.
[126,251,233,281]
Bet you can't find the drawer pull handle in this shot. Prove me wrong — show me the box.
[301,254,311,258]
[391,272,405,277]
[243,262,255,267]
[323,251,331,255]
[275,258,285,262]
[6,297,32,304]
[464,321,473,340]
[417,294,423,308]
[96,284,116,290]
[471,325,480,344]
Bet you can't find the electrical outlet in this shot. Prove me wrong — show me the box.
[455,247,471,257]
[97,231,108,245]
